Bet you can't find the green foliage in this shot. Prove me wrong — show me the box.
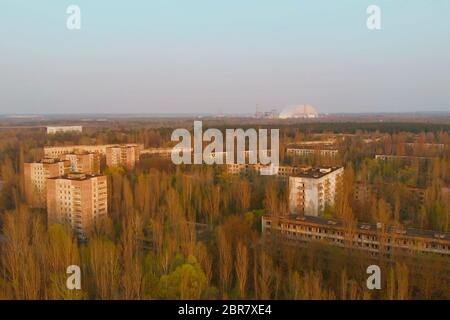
[157,255,208,300]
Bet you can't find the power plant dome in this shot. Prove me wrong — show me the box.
[279,104,318,119]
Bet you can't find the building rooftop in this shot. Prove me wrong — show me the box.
[37,158,68,164]
[46,125,82,128]
[44,143,142,150]
[287,144,337,150]
[48,173,104,181]
[269,214,450,242]
[291,166,342,179]
[375,154,438,160]
[65,151,95,156]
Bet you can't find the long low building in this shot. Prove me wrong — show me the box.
[262,214,450,256]
[227,163,309,178]
[44,143,144,158]
[375,154,438,161]
[286,147,339,157]
[47,126,82,134]
[141,147,177,156]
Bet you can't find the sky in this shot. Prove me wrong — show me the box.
[1,0,450,115]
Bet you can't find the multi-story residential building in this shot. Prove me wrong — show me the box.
[45,145,110,158]
[62,152,100,175]
[47,173,108,239]
[105,144,141,169]
[288,167,344,216]
[44,143,144,159]
[262,214,450,256]
[46,126,82,134]
[23,158,70,208]
[354,182,427,207]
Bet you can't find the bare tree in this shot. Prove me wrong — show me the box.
[234,241,248,299]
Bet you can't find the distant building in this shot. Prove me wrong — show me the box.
[354,182,372,206]
[405,142,446,150]
[44,143,144,159]
[279,105,318,119]
[254,109,279,119]
[23,158,70,208]
[288,167,344,216]
[354,182,430,207]
[106,144,141,169]
[141,147,193,158]
[62,152,100,175]
[45,145,108,158]
[375,154,437,161]
[227,163,305,178]
[286,147,339,157]
[47,173,108,239]
[262,215,450,256]
[47,126,82,135]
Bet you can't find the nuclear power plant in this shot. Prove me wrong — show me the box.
[254,104,319,119]
[279,104,318,119]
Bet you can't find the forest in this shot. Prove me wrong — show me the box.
[0,121,449,299]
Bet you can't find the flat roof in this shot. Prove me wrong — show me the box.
[24,158,69,165]
[48,173,105,181]
[287,145,337,150]
[290,166,342,179]
[266,214,450,242]
[109,144,139,148]
[44,143,142,149]
[64,151,96,155]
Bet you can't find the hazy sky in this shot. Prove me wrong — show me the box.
[1,0,450,114]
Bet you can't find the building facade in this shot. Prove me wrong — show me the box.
[44,143,144,159]
[286,148,338,157]
[46,126,82,134]
[47,173,108,239]
[288,167,344,216]
[105,144,141,169]
[23,158,70,208]
[262,215,450,256]
[375,154,437,161]
[62,152,100,175]
[227,163,307,178]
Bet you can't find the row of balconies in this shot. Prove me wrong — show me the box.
[267,223,450,254]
